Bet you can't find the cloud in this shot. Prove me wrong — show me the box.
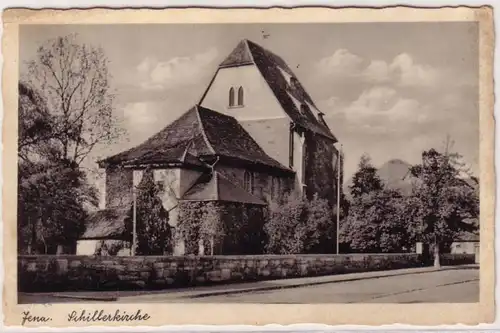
[389,53,440,87]
[363,60,390,83]
[340,86,428,126]
[136,48,218,91]
[121,101,168,143]
[315,49,364,77]
[323,88,478,180]
[123,102,158,125]
[316,49,445,89]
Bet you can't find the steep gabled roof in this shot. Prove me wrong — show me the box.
[196,106,290,171]
[213,39,337,141]
[219,40,254,67]
[100,105,291,172]
[99,107,211,168]
[80,208,130,240]
[181,171,266,205]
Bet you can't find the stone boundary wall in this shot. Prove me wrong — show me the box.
[440,253,476,266]
[18,253,474,292]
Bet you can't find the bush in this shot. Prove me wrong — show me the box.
[264,193,332,254]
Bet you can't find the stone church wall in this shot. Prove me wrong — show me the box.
[215,164,294,203]
[105,167,133,208]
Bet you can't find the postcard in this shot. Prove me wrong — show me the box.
[2,6,495,327]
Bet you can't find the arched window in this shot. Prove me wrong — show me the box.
[229,87,235,107]
[237,86,244,106]
[244,171,253,193]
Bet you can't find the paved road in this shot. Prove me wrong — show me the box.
[180,267,478,303]
[19,266,478,304]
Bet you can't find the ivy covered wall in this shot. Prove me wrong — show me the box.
[178,201,266,255]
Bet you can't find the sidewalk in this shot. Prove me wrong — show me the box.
[120,265,460,301]
[23,264,477,303]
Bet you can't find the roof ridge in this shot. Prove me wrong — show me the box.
[194,105,217,155]
[248,41,319,110]
[180,140,194,162]
[99,106,200,166]
[198,67,220,104]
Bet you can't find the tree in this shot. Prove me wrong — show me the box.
[341,155,410,253]
[24,34,121,166]
[264,192,332,254]
[18,82,99,254]
[342,188,410,253]
[18,34,123,254]
[407,148,479,267]
[349,154,383,199]
[18,159,97,254]
[18,82,57,162]
[134,170,172,255]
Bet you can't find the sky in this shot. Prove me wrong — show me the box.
[20,22,479,187]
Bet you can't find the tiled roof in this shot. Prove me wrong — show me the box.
[99,108,210,168]
[196,106,290,171]
[215,39,337,141]
[181,171,266,205]
[100,105,291,172]
[80,208,130,240]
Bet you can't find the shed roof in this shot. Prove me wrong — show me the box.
[181,171,266,205]
[80,208,130,240]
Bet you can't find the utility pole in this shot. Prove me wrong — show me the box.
[336,143,343,254]
[131,186,137,256]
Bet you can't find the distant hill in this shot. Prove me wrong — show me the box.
[344,159,414,197]
[344,158,478,197]
[376,159,414,195]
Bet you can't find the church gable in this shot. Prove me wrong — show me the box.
[200,39,337,142]
[200,56,286,121]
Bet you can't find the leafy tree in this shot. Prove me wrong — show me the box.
[341,188,410,253]
[341,155,410,253]
[133,170,172,255]
[264,193,332,254]
[18,82,98,254]
[24,34,122,166]
[407,149,479,267]
[18,159,97,254]
[18,33,124,254]
[349,154,383,199]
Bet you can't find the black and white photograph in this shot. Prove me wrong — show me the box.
[4,6,494,326]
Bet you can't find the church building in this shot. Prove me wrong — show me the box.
[77,39,341,256]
